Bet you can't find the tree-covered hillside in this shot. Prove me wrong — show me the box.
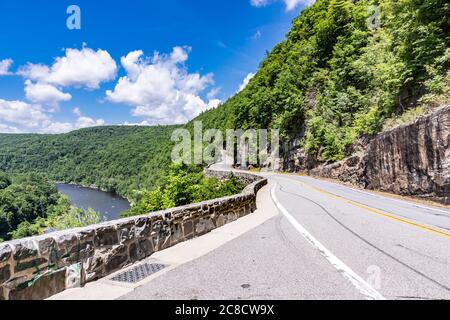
[194,0,449,162]
[0,126,179,199]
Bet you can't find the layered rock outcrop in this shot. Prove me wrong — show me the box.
[364,106,449,203]
[287,106,450,204]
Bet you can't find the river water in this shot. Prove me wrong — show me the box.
[56,184,130,221]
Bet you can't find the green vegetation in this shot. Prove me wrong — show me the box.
[0,126,245,238]
[194,0,449,162]
[1,0,448,239]
[0,125,179,200]
[0,172,101,241]
[121,164,245,218]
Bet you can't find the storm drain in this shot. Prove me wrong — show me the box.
[111,263,168,283]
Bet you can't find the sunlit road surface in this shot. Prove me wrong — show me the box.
[121,172,450,300]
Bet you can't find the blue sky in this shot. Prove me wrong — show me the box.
[0,0,312,133]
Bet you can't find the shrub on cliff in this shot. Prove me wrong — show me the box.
[121,164,245,218]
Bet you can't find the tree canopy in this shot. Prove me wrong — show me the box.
[193,0,449,162]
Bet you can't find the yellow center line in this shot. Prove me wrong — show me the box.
[281,176,450,240]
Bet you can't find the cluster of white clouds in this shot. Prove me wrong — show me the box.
[0,45,222,133]
[0,99,105,134]
[18,46,117,108]
[250,0,315,11]
[106,47,220,125]
[0,59,13,76]
[238,73,255,92]
[0,47,113,133]
[39,107,105,134]
[18,48,117,90]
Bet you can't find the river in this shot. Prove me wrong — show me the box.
[56,184,131,221]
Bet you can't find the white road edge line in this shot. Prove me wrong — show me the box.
[270,184,386,301]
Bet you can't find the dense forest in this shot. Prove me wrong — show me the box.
[193,0,449,162]
[0,126,178,199]
[0,172,101,241]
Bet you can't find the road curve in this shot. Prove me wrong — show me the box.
[120,173,450,300]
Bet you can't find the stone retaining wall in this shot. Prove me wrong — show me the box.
[0,170,267,300]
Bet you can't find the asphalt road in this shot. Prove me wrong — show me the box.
[121,173,450,300]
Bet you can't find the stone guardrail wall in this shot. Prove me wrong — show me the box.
[0,170,267,300]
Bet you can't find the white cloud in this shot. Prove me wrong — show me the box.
[284,0,315,11]
[39,109,106,134]
[72,107,82,116]
[0,59,13,75]
[40,122,75,134]
[250,0,314,11]
[250,0,269,7]
[0,98,105,134]
[0,99,49,128]
[106,47,218,125]
[207,99,221,109]
[76,116,105,129]
[250,30,262,41]
[18,47,117,89]
[207,87,221,100]
[238,73,255,92]
[24,80,72,105]
[0,47,111,134]
[0,123,21,133]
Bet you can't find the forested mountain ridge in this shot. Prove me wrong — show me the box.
[0,126,179,199]
[193,0,449,163]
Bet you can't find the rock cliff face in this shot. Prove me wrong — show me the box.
[284,106,450,204]
[365,106,449,204]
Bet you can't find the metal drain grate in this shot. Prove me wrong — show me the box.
[111,263,167,283]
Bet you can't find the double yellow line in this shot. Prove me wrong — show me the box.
[287,177,450,240]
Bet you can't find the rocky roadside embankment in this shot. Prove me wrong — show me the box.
[284,106,450,204]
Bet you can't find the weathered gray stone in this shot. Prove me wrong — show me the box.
[134,217,152,238]
[170,224,184,245]
[66,263,84,289]
[36,237,56,256]
[13,240,38,261]
[183,221,194,237]
[8,268,66,300]
[152,220,172,238]
[14,258,48,273]
[215,215,226,228]
[84,254,105,282]
[0,264,10,285]
[128,242,139,262]
[78,229,95,243]
[94,226,119,247]
[104,245,128,274]
[152,220,172,251]
[55,233,79,263]
[76,240,94,262]
[116,221,135,244]
[139,239,154,257]
[195,218,215,236]
[0,244,12,264]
